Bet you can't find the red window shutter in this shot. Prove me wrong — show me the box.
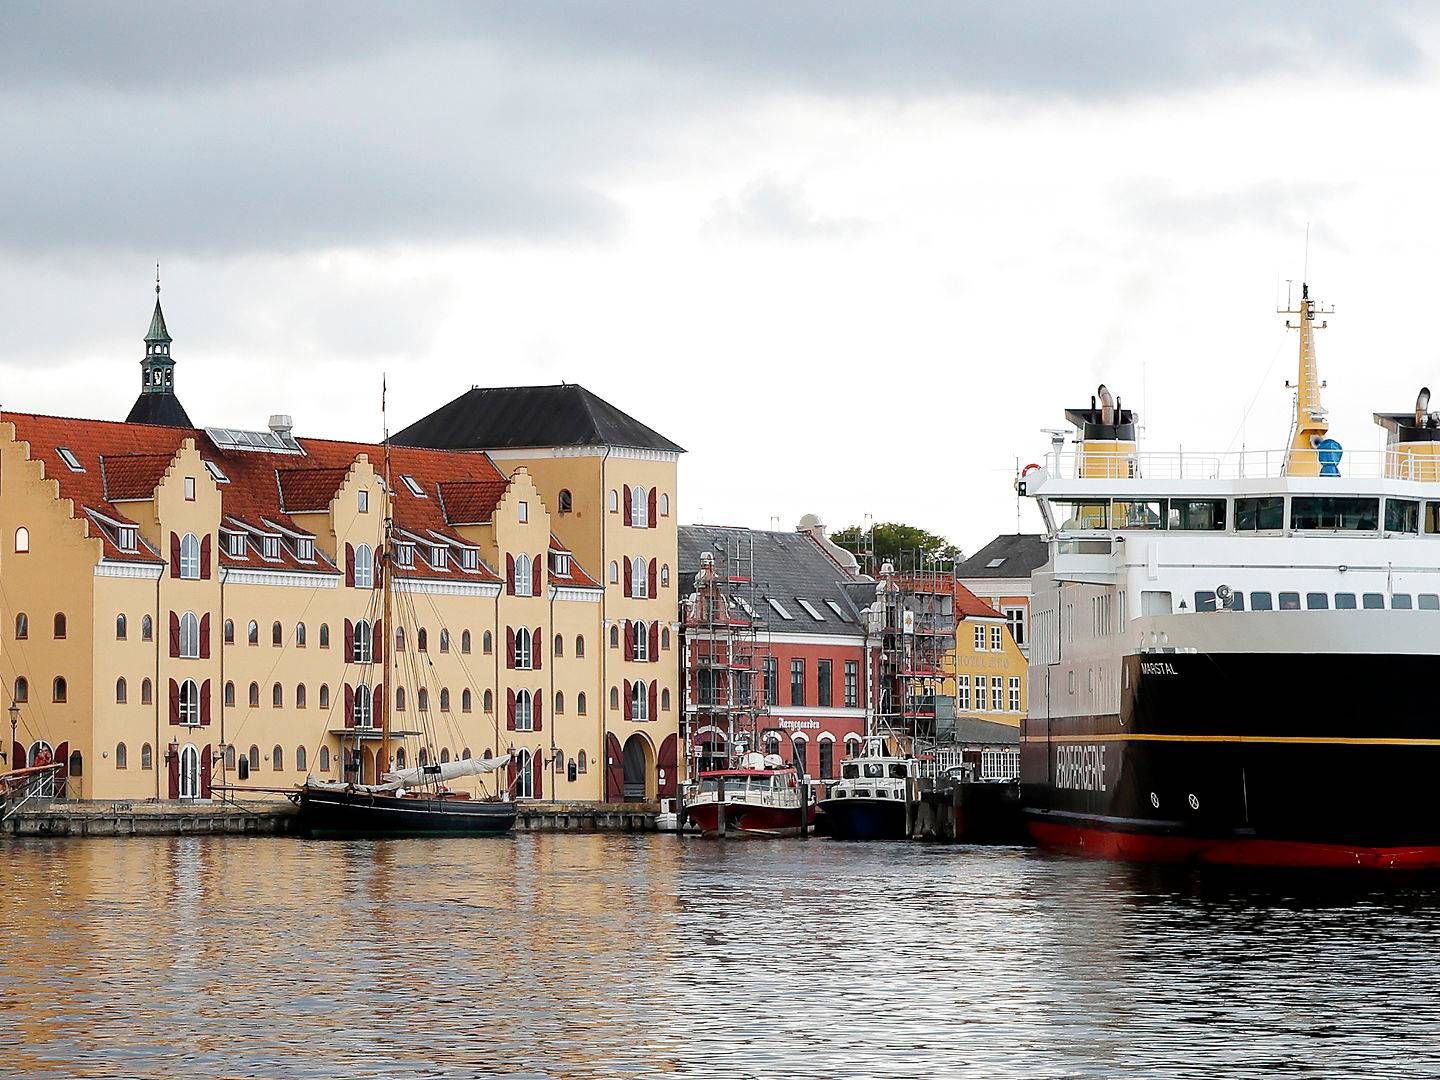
[200,680,212,726]
[532,750,543,800]
[200,613,211,659]
[344,619,354,658]
[344,685,355,727]
[648,681,658,720]
[372,619,383,664]
[167,746,179,799]
[170,532,180,577]
[648,487,657,528]
[649,621,659,661]
[168,611,180,658]
[200,744,212,798]
[373,685,383,725]
[648,558,657,597]
[345,543,355,587]
[506,553,514,595]
[605,733,624,803]
[373,557,382,590]
[534,625,543,670]
[200,534,212,579]
[507,757,517,795]
[623,559,632,597]
[507,689,516,731]
[624,679,633,721]
[624,620,633,661]
[532,555,542,596]
[623,485,633,526]
[506,627,515,669]
[168,679,180,725]
[53,741,69,793]
[534,695,543,732]
[11,742,23,771]
[658,734,678,797]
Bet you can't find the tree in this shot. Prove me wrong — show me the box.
[829,522,962,571]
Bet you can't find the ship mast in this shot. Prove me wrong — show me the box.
[381,375,393,784]
[1281,282,1333,475]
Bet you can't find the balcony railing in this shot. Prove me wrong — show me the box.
[1041,447,1440,482]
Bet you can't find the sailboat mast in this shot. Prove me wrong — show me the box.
[381,375,394,783]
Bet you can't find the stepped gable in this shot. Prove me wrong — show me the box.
[394,383,684,453]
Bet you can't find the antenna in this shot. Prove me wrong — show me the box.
[1303,222,1311,282]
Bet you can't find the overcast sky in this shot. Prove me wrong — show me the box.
[4,2,1440,556]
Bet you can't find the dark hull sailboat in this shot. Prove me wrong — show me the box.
[295,785,517,837]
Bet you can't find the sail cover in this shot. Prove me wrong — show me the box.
[383,755,512,788]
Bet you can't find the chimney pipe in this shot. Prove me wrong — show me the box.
[1098,385,1115,426]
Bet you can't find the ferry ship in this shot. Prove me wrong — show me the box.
[1021,284,1440,869]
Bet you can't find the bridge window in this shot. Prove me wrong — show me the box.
[1387,498,1421,534]
[1110,499,1165,529]
[1335,593,1357,610]
[1235,497,1284,531]
[1392,593,1414,610]
[1053,500,1108,530]
[1363,593,1385,609]
[1194,590,1216,613]
[1278,592,1301,611]
[1421,594,1440,610]
[1305,592,1329,610]
[1290,496,1378,531]
[1169,499,1226,530]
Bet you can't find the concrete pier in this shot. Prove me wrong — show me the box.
[515,802,660,832]
[2,797,298,837]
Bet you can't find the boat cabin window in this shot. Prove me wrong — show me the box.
[1228,591,1245,610]
[1335,593,1357,609]
[887,763,907,779]
[1290,496,1379,531]
[841,763,860,780]
[1363,593,1385,609]
[1392,593,1413,610]
[1194,590,1216,613]
[1110,499,1165,530]
[1421,594,1440,610]
[864,763,885,778]
[1426,502,1440,534]
[1305,592,1329,610]
[1169,499,1226,531]
[1236,497,1284,531]
[1140,591,1172,616]
[1278,592,1301,610]
[1249,591,1273,610]
[1386,498,1421,534]
[1053,500,1108,530]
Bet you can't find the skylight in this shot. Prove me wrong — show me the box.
[56,447,84,472]
[986,558,1006,568]
[796,598,826,621]
[401,474,426,497]
[766,597,794,620]
[824,599,850,621]
[204,426,305,456]
[203,460,229,484]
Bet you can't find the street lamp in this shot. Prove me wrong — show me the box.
[7,699,18,768]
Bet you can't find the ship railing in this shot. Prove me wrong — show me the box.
[1042,447,1435,482]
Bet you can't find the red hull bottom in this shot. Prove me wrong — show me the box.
[1030,820,1440,871]
[686,802,816,838]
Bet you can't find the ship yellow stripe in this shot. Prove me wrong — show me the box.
[1023,733,1440,747]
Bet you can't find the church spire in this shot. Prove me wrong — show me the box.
[125,267,193,427]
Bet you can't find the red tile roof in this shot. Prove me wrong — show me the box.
[101,453,175,501]
[276,467,350,513]
[954,582,1004,620]
[437,479,508,525]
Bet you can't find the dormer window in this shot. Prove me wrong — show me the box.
[551,552,571,577]
[117,526,138,552]
[57,448,84,472]
[401,475,426,497]
[226,532,247,557]
[295,537,314,561]
[460,548,478,571]
[395,543,414,568]
[431,546,447,569]
[262,536,280,560]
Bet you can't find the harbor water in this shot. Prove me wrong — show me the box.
[3,834,1439,1078]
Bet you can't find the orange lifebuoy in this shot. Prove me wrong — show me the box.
[1021,462,1040,476]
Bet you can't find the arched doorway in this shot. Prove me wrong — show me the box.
[27,741,54,797]
[178,745,200,800]
[622,733,654,801]
[696,729,726,774]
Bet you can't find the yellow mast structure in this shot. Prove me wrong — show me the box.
[1281,282,1332,476]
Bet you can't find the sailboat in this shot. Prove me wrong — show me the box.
[291,382,518,837]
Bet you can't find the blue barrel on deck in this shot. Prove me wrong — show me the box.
[1316,438,1343,477]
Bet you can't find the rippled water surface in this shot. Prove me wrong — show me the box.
[5,834,1440,1078]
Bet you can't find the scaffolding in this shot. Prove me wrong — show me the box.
[681,531,772,779]
[867,549,957,758]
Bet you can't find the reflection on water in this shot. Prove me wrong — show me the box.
[2,836,1438,1078]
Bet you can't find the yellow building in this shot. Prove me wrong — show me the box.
[0,290,681,804]
[947,584,1026,779]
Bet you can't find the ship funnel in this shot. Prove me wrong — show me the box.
[1098,385,1115,426]
[1418,387,1432,428]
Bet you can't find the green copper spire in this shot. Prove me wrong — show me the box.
[126,266,193,427]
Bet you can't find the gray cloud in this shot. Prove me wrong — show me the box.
[706,174,868,241]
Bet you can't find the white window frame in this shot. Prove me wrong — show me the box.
[179,532,201,579]
[183,476,196,501]
[179,611,200,659]
[516,748,534,797]
[430,545,447,569]
[631,556,648,599]
[516,689,534,732]
[957,674,970,711]
[354,684,372,728]
[1004,606,1026,647]
[515,626,533,670]
[514,554,533,596]
[358,489,370,513]
[630,485,646,526]
[633,621,649,662]
[824,599,848,621]
[354,544,374,589]
[973,625,985,651]
[57,447,84,472]
[991,676,1004,711]
[226,532,246,557]
[179,679,200,726]
[204,460,228,484]
[395,543,414,567]
[796,598,826,621]
[631,679,649,721]
[1009,676,1021,712]
[262,535,281,560]
[518,500,528,523]
[990,625,1003,652]
[766,597,794,620]
[401,474,426,497]
[354,619,373,664]
[295,537,314,561]
[118,526,138,552]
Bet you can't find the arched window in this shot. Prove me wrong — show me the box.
[354,544,374,589]
[461,629,471,654]
[296,746,307,772]
[417,687,429,712]
[555,691,565,715]
[319,746,330,772]
[224,681,235,707]
[395,747,407,769]
[395,626,406,652]
[272,621,283,646]
[116,613,127,640]
[440,688,450,712]
[354,619,373,663]
[53,612,66,639]
[296,684,307,709]
[141,678,152,705]
[249,745,260,771]
[631,484,646,524]
[608,490,618,513]
[13,676,29,704]
[577,692,587,716]
[354,685,372,728]
[514,554,532,596]
[116,742,128,769]
[482,630,493,655]
[631,680,649,721]
[553,633,564,658]
[14,527,29,553]
[320,623,330,648]
[141,743,153,770]
[223,618,234,644]
[633,620,649,662]
[661,688,671,711]
[418,748,429,767]
[178,679,198,724]
[247,620,259,645]
[53,676,67,703]
[515,627,532,669]
[224,744,237,771]
[515,749,534,798]
[417,627,428,653]
[558,489,573,513]
[142,614,153,641]
[463,688,474,713]
[440,748,451,764]
[295,622,307,648]
[179,532,201,578]
[462,748,471,760]
[630,556,647,598]
[577,750,587,773]
[272,682,283,708]
[14,612,27,640]
[609,686,620,710]
[482,689,492,714]
[180,611,199,658]
[609,560,619,584]
[662,627,671,649]
[115,677,127,704]
[609,625,620,648]
[272,745,284,771]
[249,682,260,708]
[483,748,493,760]
[660,492,670,516]
[661,564,670,588]
[319,685,330,710]
[439,628,450,653]
[575,635,585,658]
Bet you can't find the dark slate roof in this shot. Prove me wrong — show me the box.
[125,391,192,428]
[679,525,867,637]
[393,383,684,454]
[947,717,1020,746]
[955,534,1047,579]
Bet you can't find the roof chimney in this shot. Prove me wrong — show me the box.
[268,414,293,438]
